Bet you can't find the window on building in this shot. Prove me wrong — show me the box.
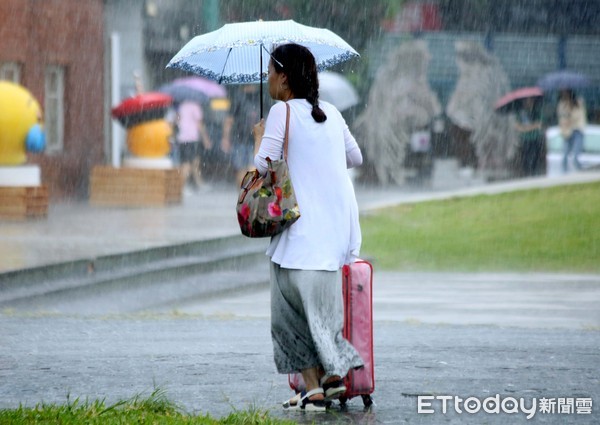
[44,65,65,153]
[0,62,21,83]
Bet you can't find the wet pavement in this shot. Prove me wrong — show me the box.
[1,273,599,424]
[1,171,600,424]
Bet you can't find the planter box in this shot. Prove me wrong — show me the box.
[0,186,48,220]
[89,166,182,207]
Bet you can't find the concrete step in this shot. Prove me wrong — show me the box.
[0,235,269,313]
[3,265,270,315]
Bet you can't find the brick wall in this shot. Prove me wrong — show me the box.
[0,0,105,199]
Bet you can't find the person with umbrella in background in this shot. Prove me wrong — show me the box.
[514,96,545,176]
[557,89,587,172]
[252,43,364,412]
[161,77,232,185]
[175,100,212,192]
[494,87,545,177]
[536,70,590,173]
[201,97,234,181]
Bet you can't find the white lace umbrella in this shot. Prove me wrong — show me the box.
[318,71,359,111]
[167,19,359,116]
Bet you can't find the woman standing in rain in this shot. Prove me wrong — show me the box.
[253,43,364,412]
[557,89,587,172]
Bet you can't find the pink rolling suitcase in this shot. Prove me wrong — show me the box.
[288,259,375,407]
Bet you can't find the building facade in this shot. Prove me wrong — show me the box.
[0,0,105,199]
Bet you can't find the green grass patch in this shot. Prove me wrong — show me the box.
[0,389,297,425]
[360,182,600,272]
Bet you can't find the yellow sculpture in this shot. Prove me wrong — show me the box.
[0,81,45,165]
[126,119,172,157]
[111,92,173,159]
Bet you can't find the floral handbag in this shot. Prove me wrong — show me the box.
[236,103,300,238]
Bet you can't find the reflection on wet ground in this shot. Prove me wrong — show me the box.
[0,183,241,272]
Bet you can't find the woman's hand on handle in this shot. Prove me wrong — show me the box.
[253,119,265,156]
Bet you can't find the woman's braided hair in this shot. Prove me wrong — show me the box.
[271,43,327,123]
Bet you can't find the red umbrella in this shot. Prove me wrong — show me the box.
[111,92,173,128]
[494,87,544,114]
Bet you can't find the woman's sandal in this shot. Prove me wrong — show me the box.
[282,388,327,412]
[282,392,302,409]
[320,375,347,401]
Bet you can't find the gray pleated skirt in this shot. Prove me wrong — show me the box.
[270,262,364,376]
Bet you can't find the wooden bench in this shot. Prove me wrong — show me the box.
[89,166,182,207]
[0,185,48,220]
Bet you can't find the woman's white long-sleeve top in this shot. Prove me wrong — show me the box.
[255,99,363,271]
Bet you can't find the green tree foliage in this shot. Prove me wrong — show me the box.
[220,0,403,56]
[219,0,404,98]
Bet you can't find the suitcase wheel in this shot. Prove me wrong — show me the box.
[339,395,373,408]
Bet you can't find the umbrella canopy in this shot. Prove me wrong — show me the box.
[159,76,227,105]
[318,71,359,112]
[167,19,359,117]
[537,70,591,92]
[158,84,209,105]
[494,86,544,114]
[167,20,359,83]
[111,92,173,128]
[172,76,227,97]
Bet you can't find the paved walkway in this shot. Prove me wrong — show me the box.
[1,170,600,423]
[165,272,600,330]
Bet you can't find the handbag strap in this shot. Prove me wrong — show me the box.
[283,102,291,161]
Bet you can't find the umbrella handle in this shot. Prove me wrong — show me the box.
[260,44,264,119]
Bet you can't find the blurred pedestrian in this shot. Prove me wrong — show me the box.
[164,105,180,165]
[202,98,233,182]
[253,43,364,412]
[175,100,211,191]
[557,89,587,172]
[515,97,545,176]
[230,85,260,185]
